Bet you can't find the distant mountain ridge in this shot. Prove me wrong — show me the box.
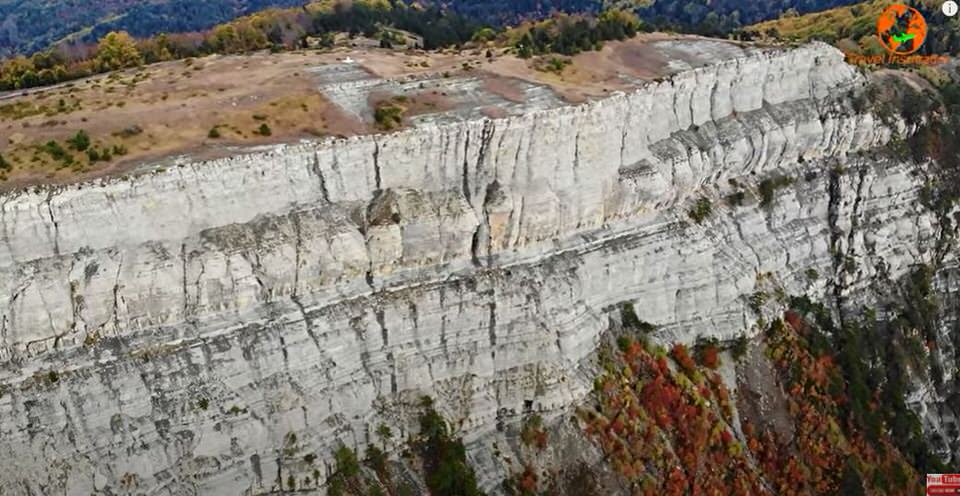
[0,0,309,57]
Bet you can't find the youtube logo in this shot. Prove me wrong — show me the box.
[928,475,960,495]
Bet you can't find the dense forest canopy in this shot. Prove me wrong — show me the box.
[0,0,311,58]
[425,0,867,36]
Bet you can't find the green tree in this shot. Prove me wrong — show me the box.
[597,8,641,40]
[472,27,498,43]
[0,56,36,90]
[417,401,483,496]
[95,32,144,71]
[375,423,393,448]
[838,460,866,496]
[334,445,360,478]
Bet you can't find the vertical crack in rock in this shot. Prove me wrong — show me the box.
[708,70,720,123]
[278,333,289,367]
[191,258,206,317]
[843,166,868,262]
[470,224,483,268]
[291,214,303,295]
[67,259,82,338]
[109,254,123,333]
[469,121,497,267]
[462,128,472,204]
[827,165,846,324]
[573,131,581,171]
[43,191,60,256]
[830,165,869,324]
[408,301,419,331]
[250,454,262,487]
[734,216,763,274]
[514,197,526,248]
[487,301,497,349]
[372,139,382,191]
[513,134,523,176]
[180,243,190,319]
[290,214,323,352]
[376,308,388,348]
[476,120,495,176]
[275,458,283,494]
[312,151,330,203]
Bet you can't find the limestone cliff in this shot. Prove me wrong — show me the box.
[0,41,948,495]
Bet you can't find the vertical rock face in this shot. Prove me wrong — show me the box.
[0,42,942,494]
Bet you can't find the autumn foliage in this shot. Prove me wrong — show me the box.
[581,337,764,495]
[740,316,923,495]
[573,319,924,495]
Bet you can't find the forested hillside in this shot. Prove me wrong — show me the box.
[747,0,960,55]
[431,0,865,36]
[0,0,308,57]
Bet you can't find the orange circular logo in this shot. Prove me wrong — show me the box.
[877,4,928,54]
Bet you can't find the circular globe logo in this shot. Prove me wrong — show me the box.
[877,4,928,54]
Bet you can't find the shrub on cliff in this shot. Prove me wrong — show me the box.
[725,190,746,207]
[687,196,712,223]
[695,337,721,369]
[417,400,483,496]
[620,302,656,333]
[326,445,362,496]
[758,175,795,207]
[520,414,548,450]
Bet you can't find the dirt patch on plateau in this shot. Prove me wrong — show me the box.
[482,76,528,103]
[481,35,692,102]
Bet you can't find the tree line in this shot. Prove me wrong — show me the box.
[511,9,642,58]
[0,0,480,92]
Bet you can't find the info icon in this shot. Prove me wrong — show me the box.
[944,0,959,17]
